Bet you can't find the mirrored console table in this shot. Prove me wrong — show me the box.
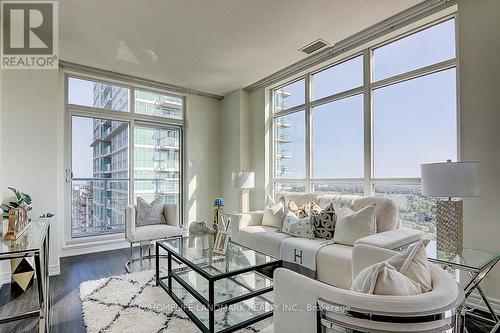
[0,219,50,332]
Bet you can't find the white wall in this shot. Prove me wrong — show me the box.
[1,70,60,275]
[220,89,252,212]
[248,87,268,211]
[458,0,500,302]
[185,94,223,226]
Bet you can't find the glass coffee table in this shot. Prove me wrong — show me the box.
[156,237,281,333]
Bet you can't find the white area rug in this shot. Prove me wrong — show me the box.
[80,270,272,333]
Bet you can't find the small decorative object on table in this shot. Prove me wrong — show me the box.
[212,198,224,240]
[4,206,30,240]
[213,230,229,255]
[188,221,213,249]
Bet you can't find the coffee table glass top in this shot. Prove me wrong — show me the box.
[160,237,279,278]
[427,246,500,271]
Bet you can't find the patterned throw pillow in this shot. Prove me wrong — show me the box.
[136,197,167,227]
[282,212,315,239]
[288,201,322,219]
[313,202,336,239]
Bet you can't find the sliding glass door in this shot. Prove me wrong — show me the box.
[71,116,129,237]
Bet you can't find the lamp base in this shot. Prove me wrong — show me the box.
[239,189,250,212]
[436,200,463,253]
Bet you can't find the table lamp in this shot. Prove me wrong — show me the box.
[232,171,255,212]
[421,160,480,253]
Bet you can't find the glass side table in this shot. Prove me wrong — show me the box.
[427,246,500,333]
[0,219,51,332]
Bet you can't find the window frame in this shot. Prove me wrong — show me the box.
[64,71,186,243]
[270,14,459,197]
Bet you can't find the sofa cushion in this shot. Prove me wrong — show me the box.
[239,225,291,258]
[276,192,319,212]
[317,244,353,289]
[334,204,377,246]
[313,203,336,239]
[282,212,315,239]
[319,195,398,232]
[288,201,322,219]
[262,198,285,229]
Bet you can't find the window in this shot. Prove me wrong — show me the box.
[373,69,457,178]
[273,79,305,112]
[271,18,457,240]
[68,77,129,112]
[312,55,363,100]
[373,19,455,81]
[312,94,364,178]
[135,89,183,120]
[274,111,306,179]
[67,75,184,239]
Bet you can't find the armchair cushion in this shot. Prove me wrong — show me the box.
[127,224,183,243]
[125,203,182,243]
[136,197,167,226]
[351,261,423,295]
[355,227,424,250]
[385,239,432,292]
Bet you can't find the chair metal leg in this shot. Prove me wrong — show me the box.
[125,237,182,273]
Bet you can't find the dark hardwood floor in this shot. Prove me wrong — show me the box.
[0,248,496,333]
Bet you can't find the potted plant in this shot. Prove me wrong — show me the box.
[1,187,32,220]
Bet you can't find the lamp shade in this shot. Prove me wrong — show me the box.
[421,161,480,197]
[232,172,255,189]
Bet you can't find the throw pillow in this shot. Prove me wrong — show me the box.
[289,201,322,219]
[386,239,432,292]
[351,261,423,296]
[282,212,315,239]
[262,197,285,229]
[313,202,336,239]
[136,197,167,227]
[333,204,376,246]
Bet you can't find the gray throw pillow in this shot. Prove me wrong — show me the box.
[282,212,315,239]
[136,197,167,227]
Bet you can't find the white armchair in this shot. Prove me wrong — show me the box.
[264,244,464,333]
[125,203,183,272]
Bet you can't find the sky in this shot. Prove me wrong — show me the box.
[276,19,457,181]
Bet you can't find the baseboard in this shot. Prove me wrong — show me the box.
[466,294,500,315]
[49,264,60,276]
[60,238,130,258]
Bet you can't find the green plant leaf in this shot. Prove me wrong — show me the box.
[8,187,22,202]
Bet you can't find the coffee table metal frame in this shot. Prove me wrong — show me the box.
[155,239,281,333]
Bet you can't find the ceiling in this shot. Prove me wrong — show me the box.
[60,0,424,96]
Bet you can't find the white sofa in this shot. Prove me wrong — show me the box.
[262,244,464,333]
[230,193,424,289]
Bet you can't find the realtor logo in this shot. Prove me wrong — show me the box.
[1,1,58,69]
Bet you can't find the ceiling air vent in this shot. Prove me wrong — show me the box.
[299,38,329,54]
